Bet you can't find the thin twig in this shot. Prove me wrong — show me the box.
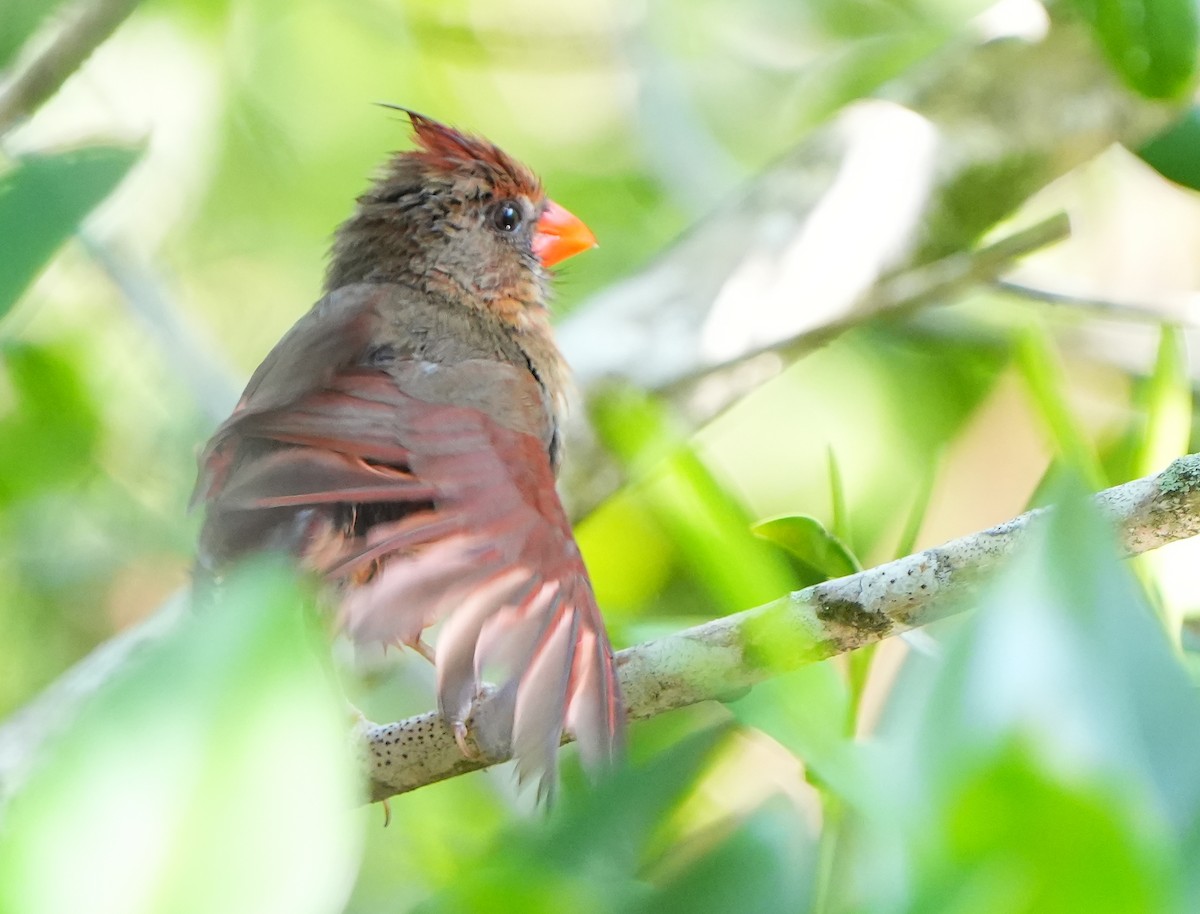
[0,0,145,134]
[996,278,1200,326]
[659,213,1072,420]
[361,453,1200,801]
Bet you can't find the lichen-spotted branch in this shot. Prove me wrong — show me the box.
[361,453,1200,801]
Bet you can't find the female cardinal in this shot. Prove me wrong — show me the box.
[192,110,622,793]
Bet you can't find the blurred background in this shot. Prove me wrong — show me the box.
[4,0,1200,910]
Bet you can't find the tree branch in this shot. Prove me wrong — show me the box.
[361,453,1200,801]
[0,0,145,134]
[655,212,1072,431]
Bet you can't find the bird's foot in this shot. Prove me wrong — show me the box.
[413,638,436,665]
[453,719,484,761]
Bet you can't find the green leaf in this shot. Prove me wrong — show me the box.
[880,479,1200,908]
[729,666,863,802]
[1138,107,1200,191]
[0,0,65,70]
[1069,0,1200,99]
[590,385,795,612]
[0,561,361,914]
[1015,327,1106,489]
[952,488,1200,820]
[827,447,852,546]
[418,725,734,914]
[910,742,1174,913]
[541,723,734,875]
[637,799,815,914]
[0,147,139,320]
[0,342,101,504]
[752,515,860,581]
[1137,323,1191,477]
[894,455,938,560]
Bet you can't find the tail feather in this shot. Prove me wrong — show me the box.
[435,568,533,725]
[512,607,580,797]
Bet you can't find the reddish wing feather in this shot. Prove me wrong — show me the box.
[193,286,387,508]
[197,338,622,785]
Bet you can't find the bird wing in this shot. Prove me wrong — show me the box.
[194,285,622,790]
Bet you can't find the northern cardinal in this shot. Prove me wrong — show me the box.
[192,110,622,793]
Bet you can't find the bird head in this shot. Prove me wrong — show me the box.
[326,109,597,322]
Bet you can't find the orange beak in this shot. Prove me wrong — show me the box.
[532,199,597,268]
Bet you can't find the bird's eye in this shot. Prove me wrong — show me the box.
[490,200,522,233]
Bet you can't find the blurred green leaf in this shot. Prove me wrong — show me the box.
[878,480,1200,909]
[1137,323,1191,477]
[0,342,101,505]
[826,447,853,547]
[543,724,733,881]
[1138,107,1200,190]
[824,326,1007,553]
[753,515,860,581]
[1016,327,1106,489]
[909,742,1173,913]
[591,385,795,613]
[0,561,361,914]
[0,0,65,69]
[417,725,734,914]
[730,665,861,802]
[944,487,1200,822]
[0,147,139,320]
[845,639,876,732]
[786,30,947,131]
[636,798,814,914]
[732,664,873,914]
[894,456,938,560]
[1069,0,1199,99]
[918,155,1056,260]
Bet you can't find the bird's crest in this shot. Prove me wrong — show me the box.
[378,104,543,199]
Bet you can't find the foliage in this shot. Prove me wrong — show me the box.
[1068,0,1199,99]
[1139,107,1200,190]
[4,0,1200,911]
[0,148,140,318]
[0,562,362,914]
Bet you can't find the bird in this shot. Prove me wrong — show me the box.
[191,109,623,796]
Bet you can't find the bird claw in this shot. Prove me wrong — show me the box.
[413,638,436,665]
[453,719,484,761]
